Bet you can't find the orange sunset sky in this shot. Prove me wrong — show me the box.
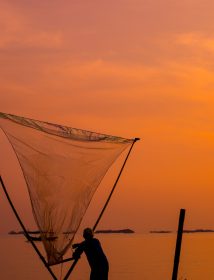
[1,0,214,233]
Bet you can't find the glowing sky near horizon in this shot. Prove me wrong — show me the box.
[1,0,214,233]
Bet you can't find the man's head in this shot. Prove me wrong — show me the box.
[83,228,94,240]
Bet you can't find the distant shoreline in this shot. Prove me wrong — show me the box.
[8,228,214,235]
[150,230,172,233]
[8,228,135,235]
[150,229,214,234]
[8,230,40,235]
[95,229,135,234]
[183,229,214,233]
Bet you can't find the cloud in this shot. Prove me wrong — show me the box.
[1,1,214,130]
[43,59,159,90]
[175,32,214,52]
[0,2,63,49]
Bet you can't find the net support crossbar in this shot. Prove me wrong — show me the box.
[62,137,140,280]
[0,176,58,280]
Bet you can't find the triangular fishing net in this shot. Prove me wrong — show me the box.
[0,112,133,265]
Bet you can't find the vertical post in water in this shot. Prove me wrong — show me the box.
[172,208,186,280]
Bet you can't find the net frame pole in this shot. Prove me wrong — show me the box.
[93,137,140,231]
[172,208,186,280]
[63,137,140,280]
[0,176,58,280]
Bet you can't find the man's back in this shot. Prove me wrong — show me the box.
[81,238,108,269]
[72,228,109,280]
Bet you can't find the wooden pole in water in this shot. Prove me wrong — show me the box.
[0,176,58,280]
[172,208,186,280]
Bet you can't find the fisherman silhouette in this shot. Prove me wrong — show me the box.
[72,228,109,280]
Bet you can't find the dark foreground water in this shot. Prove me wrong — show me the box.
[1,233,214,279]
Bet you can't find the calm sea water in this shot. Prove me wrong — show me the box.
[1,233,214,279]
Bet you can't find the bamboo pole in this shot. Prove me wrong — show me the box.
[63,138,140,280]
[172,208,186,280]
[0,176,58,280]
[93,137,140,231]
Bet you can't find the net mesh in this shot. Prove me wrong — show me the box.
[0,112,133,265]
